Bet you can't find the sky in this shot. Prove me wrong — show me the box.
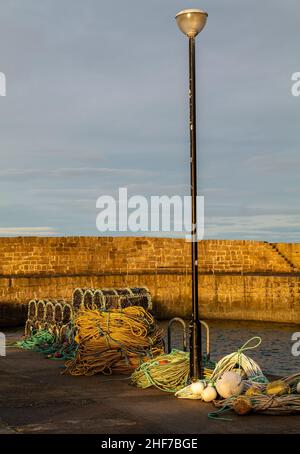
[0,0,299,241]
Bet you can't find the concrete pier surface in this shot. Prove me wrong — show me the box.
[1,336,300,435]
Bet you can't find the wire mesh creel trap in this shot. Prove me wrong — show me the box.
[24,287,152,341]
[25,299,74,341]
[72,286,152,312]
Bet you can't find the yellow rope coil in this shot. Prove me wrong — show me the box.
[130,350,213,393]
[64,306,164,376]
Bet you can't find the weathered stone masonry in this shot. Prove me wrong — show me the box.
[0,237,300,326]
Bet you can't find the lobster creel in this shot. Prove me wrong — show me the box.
[27,299,38,321]
[72,286,152,312]
[24,299,72,340]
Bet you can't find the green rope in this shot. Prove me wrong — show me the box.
[17,330,55,352]
[17,329,77,360]
[249,374,269,384]
[209,336,267,385]
[131,349,215,393]
[237,336,262,370]
[208,405,233,421]
[238,336,262,352]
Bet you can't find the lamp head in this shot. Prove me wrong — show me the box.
[175,9,208,38]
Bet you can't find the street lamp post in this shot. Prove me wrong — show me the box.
[175,9,208,382]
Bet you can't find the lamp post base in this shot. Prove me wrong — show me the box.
[189,319,203,381]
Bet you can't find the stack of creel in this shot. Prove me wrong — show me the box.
[64,306,164,376]
[24,287,152,343]
[72,287,152,313]
[25,299,74,343]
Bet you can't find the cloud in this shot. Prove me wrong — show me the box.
[246,151,300,173]
[0,167,158,180]
[0,1,299,239]
[0,227,59,236]
[205,214,300,241]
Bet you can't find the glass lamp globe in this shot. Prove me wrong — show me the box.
[175,9,208,38]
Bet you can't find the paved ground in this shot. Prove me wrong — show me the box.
[0,339,300,434]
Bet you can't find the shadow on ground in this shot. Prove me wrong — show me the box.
[0,330,299,434]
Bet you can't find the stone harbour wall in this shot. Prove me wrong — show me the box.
[0,237,299,326]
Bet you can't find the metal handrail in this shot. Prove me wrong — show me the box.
[199,320,210,361]
[167,317,210,360]
[167,317,187,353]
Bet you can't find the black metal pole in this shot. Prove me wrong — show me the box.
[189,36,203,381]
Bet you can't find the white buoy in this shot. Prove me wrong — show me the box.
[216,371,244,398]
[190,380,205,395]
[201,385,217,402]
